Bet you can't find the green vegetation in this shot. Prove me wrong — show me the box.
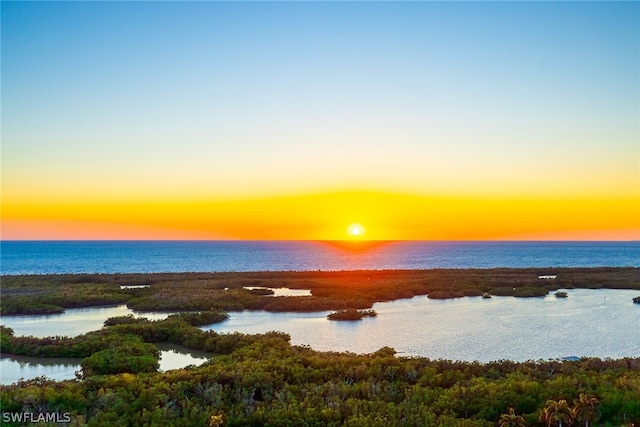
[0,313,284,379]
[1,320,639,426]
[2,268,639,315]
[2,268,640,425]
[165,311,230,326]
[327,309,378,321]
[81,336,160,377]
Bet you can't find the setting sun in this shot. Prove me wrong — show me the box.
[346,223,366,238]
[1,1,638,243]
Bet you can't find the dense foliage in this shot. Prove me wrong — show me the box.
[1,332,639,426]
[327,309,378,321]
[2,269,639,425]
[2,310,640,426]
[81,337,160,377]
[0,316,282,373]
[2,268,639,315]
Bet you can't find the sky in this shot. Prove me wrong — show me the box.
[1,1,639,241]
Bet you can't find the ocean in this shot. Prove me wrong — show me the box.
[1,240,638,275]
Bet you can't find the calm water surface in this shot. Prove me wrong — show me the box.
[0,305,172,338]
[0,306,213,384]
[0,344,211,385]
[0,354,82,384]
[204,289,640,362]
[3,240,637,384]
[2,289,639,384]
[155,343,211,372]
[0,289,309,338]
[2,241,638,274]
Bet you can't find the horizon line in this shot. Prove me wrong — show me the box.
[2,239,639,243]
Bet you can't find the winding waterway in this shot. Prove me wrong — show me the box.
[0,344,212,385]
[1,289,639,384]
[0,307,212,384]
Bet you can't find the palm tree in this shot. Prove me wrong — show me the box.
[541,399,574,427]
[499,408,526,427]
[573,393,599,427]
[539,406,551,427]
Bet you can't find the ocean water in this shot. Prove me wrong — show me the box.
[1,240,638,275]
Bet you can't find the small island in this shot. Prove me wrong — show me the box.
[555,291,568,298]
[327,309,377,321]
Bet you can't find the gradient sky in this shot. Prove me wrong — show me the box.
[2,1,639,240]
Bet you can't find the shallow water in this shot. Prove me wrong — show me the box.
[244,287,312,297]
[0,305,172,338]
[0,306,212,384]
[1,289,638,384]
[0,289,309,338]
[155,342,211,372]
[0,354,82,384]
[0,344,211,385]
[203,288,640,362]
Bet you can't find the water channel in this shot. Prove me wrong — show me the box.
[1,289,639,385]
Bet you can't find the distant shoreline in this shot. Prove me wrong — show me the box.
[2,267,638,316]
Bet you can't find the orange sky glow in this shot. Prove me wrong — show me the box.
[2,2,639,241]
[2,191,638,241]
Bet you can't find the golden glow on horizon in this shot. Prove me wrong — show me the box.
[2,3,639,243]
[2,190,638,241]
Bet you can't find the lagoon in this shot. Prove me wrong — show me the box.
[0,343,212,385]
[0,306,215,385]
[0,354,82,384]
[0,305,173,338]
[203,288,640,362]
[1,289,638,384]
[0,287,310,338]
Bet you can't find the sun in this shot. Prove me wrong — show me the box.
[346,223,366,239]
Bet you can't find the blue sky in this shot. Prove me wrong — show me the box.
[2,1,639,240]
